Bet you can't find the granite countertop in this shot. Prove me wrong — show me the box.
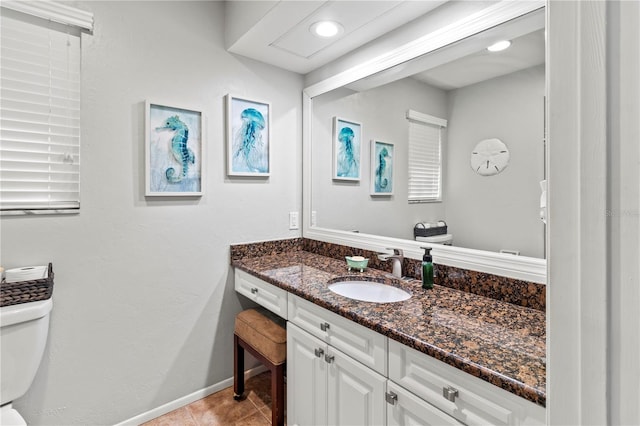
[232,250,546,407]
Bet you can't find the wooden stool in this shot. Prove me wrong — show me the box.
[234,308,286,426]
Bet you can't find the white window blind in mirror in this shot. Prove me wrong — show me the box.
[406,110,447,203]
[0,4,92,214]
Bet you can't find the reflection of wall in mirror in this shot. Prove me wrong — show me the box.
[446,65,545,258]
[311,65,544,258]
[312,78,447,238]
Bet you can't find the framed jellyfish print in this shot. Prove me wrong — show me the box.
[370,140,394,196]
[332,117,362,181]
[145,101,204,196]
[226,94,271,177]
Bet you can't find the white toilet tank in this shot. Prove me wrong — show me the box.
[415,234,454,245]
[0,298,52,405]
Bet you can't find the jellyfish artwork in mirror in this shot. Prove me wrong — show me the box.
[333,117,362,181]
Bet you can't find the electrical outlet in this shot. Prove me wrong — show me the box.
[311,211,317,227]
[289,211,299,230]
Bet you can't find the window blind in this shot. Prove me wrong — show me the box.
[407,110,447,203]
[0,5,90,213]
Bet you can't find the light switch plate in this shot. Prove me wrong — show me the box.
[289,211,299,230]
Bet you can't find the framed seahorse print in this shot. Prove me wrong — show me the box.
[145,101,204,196]
[226,94,271,177]
[370,140,394,196]
[332,117,362,181]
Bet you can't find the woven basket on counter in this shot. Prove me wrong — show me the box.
[0,263,54,307]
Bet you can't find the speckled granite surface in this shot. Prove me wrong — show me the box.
[231,249,546,407]
[303,238,546,311]
[230,238,303,261]
[437,264,545,311]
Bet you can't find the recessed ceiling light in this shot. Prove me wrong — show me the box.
[487,40,511,52]
[310,21,344,38]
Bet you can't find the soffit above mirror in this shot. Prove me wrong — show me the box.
[224,0,451,74]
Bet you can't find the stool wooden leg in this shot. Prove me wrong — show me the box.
[272,363,285,426]
[233,334,245,400]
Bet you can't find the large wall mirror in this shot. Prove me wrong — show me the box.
[303,1,547,283]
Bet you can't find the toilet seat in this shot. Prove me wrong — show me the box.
[0,405,27,426]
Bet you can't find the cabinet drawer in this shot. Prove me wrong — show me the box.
[388,340,545,426]
[288,294,387,375]
[387,380,463,426]
[234,269,288,319]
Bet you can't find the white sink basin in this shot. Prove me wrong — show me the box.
[328,281,411,303]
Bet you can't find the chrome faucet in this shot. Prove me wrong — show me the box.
[378,248,404,278]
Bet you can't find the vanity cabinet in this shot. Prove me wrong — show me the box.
[287,294,387,375]
[233,268,546,426]
[388,340,546,426]
[287,294,387,426]
[234,269,288,319]
[387,380,463,426]
[287,322,386,426]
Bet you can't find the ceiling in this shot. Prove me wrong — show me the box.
[225,1,545,90]
[225,0,447,75]
[412,29,545,90]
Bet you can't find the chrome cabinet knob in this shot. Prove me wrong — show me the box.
[385,391,398,405]
[250,288,258,294]
[314,348,324,358]
[443,386,459,402]
[320,322,330,331]
[324,354,335,363]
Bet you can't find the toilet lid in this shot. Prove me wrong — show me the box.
[415,234,453,243]
[0,407,27,426]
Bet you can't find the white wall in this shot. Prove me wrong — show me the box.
[446,65,545,258]
[0,2,303,425]
[311,78,447,240]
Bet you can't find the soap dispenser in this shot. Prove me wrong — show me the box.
[421,247,434,289]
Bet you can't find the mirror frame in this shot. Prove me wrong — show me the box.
[302,0,547,284]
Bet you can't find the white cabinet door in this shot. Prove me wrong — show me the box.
[235,269,288,319]
[287,323,328,426]
[387,381,463,426]
[327,347,387,426]
[288,294,387,375]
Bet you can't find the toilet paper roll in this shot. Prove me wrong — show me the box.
[5,265,48,283]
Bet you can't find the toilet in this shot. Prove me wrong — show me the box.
[415,234,454,245]
[0,298,53,426]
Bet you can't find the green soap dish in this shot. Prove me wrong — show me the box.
[346,256,369,272]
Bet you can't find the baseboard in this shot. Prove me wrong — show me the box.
[114,365,268,426]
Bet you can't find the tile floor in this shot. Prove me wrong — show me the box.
[143,371,282,426]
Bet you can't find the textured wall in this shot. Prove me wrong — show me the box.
[0,2,303,424]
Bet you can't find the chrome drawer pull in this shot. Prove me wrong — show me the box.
[385,391,398,405]
[324,354,335,364]
[250,288,258,294]
[443,386,459,402]
[320,322,330,331]
[314,348,324,358]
